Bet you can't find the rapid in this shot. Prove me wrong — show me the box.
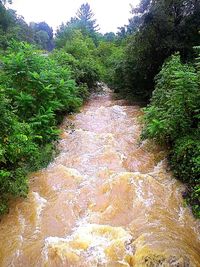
[0,88,200,266]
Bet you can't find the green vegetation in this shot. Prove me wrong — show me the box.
[0,41,83,214]
[95,40,125,88]
[0,0,200,218]
[53,3,123,90]
[0,0,124,215]
[113,0,200,101]
[0,1,54,50]
[0,2,103,214]
[110,0,200,217]
[54,30,101,89]
[142,53,200,217]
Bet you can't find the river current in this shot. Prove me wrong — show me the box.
[0,89,200,266]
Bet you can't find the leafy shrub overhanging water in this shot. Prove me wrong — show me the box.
[0,41,85,214]
[142,53,200,218]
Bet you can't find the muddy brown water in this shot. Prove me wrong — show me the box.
[0,90,200,266]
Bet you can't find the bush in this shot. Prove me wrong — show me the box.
[170,135,200,184]
[169,135,200,217]
[95,41,125,88]
[0,41,83,214]
[142,54,199,143]
[54,30,101,89]
[142,53,200,218]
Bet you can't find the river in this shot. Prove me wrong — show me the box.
[0,89,200,266]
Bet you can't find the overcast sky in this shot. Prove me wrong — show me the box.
[10,0,140,33]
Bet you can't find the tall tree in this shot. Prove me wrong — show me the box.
[30,22,54,51]
[114,0,200,100]
[0,3,36,49]
[56,3,99,45]
[76,3,99,33]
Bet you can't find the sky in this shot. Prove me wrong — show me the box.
[10,0,140,33]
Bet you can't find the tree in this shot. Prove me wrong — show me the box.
[114,0,200,100]
[103,32,116,42]
[76,3,99,33]
[0,4,36,49]
[30,22,54,51]
[56,3,100,46]
[75,3,99,44]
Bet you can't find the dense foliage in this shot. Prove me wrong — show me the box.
[54,3,123,91]
[0,1,54,51]
[54,30,101,89]
[142,53,200,217]
[113,0,200,100]
[0,41,84,214]
[54,5,101,89]
[0,2,34,49]
[95,40,125,87]
[30,21,54,51]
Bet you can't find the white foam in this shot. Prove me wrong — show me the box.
[32,192,47,233]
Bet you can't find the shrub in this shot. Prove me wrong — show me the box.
[142,54,199,143]
[0,41,83,214]
[169,135,200,184]
[142,53,200,218]
[54,30,101,89]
